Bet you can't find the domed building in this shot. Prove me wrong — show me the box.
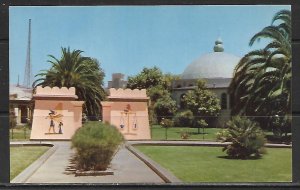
[171,38,241,126]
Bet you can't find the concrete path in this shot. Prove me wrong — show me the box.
[15,140,290,183]
[25,142,164,183]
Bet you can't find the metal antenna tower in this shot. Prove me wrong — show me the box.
[23,19,32,88]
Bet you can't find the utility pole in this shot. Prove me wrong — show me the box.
[23,19,32,88]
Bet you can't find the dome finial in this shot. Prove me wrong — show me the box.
[214,37,224,52]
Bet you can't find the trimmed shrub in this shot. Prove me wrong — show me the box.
[270,115,291,139]
[160,118,174,140]
[71,121,124,171]
[194,119,208,134]
[173,110,194,127]
[217,116,266,159]
[160,118,174,128]
[180,130,190,139]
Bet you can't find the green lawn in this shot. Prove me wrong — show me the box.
[151,125,221,141]
[135,145,292,182]
[10,128,31,141]
[10,146,49,180]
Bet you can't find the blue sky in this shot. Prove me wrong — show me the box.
[9,5,290,86]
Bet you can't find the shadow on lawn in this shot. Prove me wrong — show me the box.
[217,155,262,160]
[265,134,292,144]
[188,132,209,135]
[174,132,209,135]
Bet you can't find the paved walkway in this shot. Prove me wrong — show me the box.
[14,140,290,183]
[25,142,164,183]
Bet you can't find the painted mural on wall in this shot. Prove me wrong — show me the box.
[101,88,151,140]
[119,104,138,135]
[30,86,84,140]
[45,103,64,134]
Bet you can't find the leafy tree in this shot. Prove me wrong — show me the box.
[270,114,291,140]
[162,73,180,91]
[34,47,106,119]
[147,85,170,103]
[173,110,194,127]
[127,67,180,93]
[183,80,221,127]
[127,67,164,90]
[229,10,291,134]
[154,95,177,123]
[127,67,179,123]
[196,119,208,135]
[217,116,266,159]
[160,118,174,140]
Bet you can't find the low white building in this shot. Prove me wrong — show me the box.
[9,84,33,125]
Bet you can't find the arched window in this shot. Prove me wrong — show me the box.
[221,93,227,110]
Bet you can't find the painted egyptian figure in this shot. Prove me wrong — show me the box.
[45,110,63,134]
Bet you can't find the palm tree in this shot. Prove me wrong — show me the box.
[34,47,106,119]
[229,10,291,131]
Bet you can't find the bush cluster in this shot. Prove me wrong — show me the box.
[71,121,124,171]
[160,118,174,128]
[270,115,291,139]
[173,110,194,127]
[180,130,190,139]
[217,116,266,159]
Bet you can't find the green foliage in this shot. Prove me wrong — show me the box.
[82,113,88,123]
[34,47,106,119]
[148,106,158,125]
[162,73,180,91]
[152,125,221,140]
[147,85,170,102]
[196,119,208,128]
[127,67,164,90]
[160,118,174,140]
[10,146,50,180]
[180,130,190,139]
[270,115,291,139]
[154,96,177,123]
[195,119,208,134]
[173,110,194,127]
[71,121,124,171]
[230,10,291,131]
[160,118,174,128]
[127,67,179,124]
[9,111,17,129]
[136,146,291,182]
[218,116,266,159]
[183,80,221,126]
[127,67,179,91]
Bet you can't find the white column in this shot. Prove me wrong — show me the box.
[18,107,22,124]
[27,107,30,120]
[14,108,19,117]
